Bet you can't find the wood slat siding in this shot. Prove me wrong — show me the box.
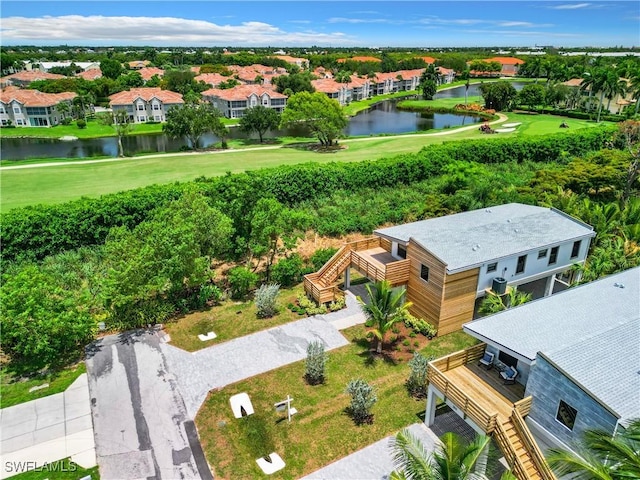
[380,237,392,252]
[438,267,480,336]
[406,241,446,327]
[385,260,411,285]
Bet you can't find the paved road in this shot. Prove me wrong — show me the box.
[86,329,211,480]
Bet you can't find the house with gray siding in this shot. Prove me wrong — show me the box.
[463,267,640,451]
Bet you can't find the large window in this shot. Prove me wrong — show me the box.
[420,264,429,282]
[516,255,527,274]
[498,350,518,368]
[549,246,559,265]
[571,240,581,259]
[556,400,578,430]
[397,245,407,259]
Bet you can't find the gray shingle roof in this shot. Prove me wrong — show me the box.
[464,267,640,422]
[374,203,594,272]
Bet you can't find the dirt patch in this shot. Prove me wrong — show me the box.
[363,321,435,363]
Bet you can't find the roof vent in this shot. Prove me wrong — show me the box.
[614,282,625,289]
[507,219,512,223]
[514,229,519,233]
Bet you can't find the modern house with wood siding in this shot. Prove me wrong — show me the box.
[423,267,639,480]
[304,203,595,336]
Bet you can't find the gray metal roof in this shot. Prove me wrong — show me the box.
[464,267,640,422]
[375,203,594,272]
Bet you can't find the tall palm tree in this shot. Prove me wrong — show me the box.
[358,280,411,354]
[627,67,640,115]
[390,428,503,480]
[602,71,627,114]
[547,418,640,480]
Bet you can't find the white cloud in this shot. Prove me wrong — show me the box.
[327,17,397,24]
[497,21,553,27]
[0,15,355,46]
[462,29,582,38]
[548,3,591,9]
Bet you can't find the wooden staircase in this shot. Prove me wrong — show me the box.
[494,412,555,480]
[316,245,352,287]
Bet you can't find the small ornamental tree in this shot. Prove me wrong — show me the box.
[406,352,431,399]
[228,266,258,300]
[255,283,280,319]
[238,105,280,143]
[305,340,327,385]
[346,378,377,425]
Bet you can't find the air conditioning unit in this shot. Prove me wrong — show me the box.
[492,277,507,295]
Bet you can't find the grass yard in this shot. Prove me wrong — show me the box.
[0,117,163,139]
[0,112,611,211]
[165,285,308,352]
[0,363,86,409]
[195,325,478,480]
[5,457,99,480]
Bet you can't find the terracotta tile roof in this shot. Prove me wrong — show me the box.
[1,71,66,83]
[562,78,584,87]
[273,55,307,65]
[75,68,102,80]
[138,67,165,81]
[337,56,381,63]
[437,67,455,75]
[420,56,437,64]
[0,87,76,107]
[311,78,347,94]
[128,60,151,69]
[195,73,230,87]
[483,56,525,65]
[191,66,201,74]
[372,69,424,82]
[202,84,286,101]
[109,87,184,106]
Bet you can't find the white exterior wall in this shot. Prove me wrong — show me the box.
[475,236,592,294]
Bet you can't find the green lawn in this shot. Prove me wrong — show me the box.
[0,118,164,139]
[195,326,478,480]
[165,285,308,352]
[6,457,99,480]
[1,112,611,211]
[0,363,86,409]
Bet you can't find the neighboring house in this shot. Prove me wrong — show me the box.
[38,61,100,72]
[311,78,351,105]
[108,87,184,123]
[562,77,636,114]
[195,73,232,88]
[369,69,424,96]
[0,87,76,127]
[202,85,287,118]
[137,67,165,82]
[128,60,151,70]
[348,75,371,101]
[304,203,595,336]
[313,67,332,79]
[436,66,456,84]
[424,267,639,479]
[227,64,287,85]
[0,71,66,87]
[76,69,102,81]
[483,56,525,76]
[273,55,308,69]
[420,56,437,64]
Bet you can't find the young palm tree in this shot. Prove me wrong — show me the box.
[390,428,499,480]
[358,280,412,354]
[547,418,640,480]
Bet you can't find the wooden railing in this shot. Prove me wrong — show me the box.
[431,343,486,371]
[514,396,533,417]
[512,410,556,480]
[494,421,530,480]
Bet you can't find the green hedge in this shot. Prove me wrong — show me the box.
[1,127,614,262]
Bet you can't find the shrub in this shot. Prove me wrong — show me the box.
[401,312,437,338]
[76,119,87,129]
[328,295,346,312]
[228,266,258,300]
[61,117,73,125]
[406,352,431,399]
[255,283,280,318]
[197,283,222,307]
[345,378,377,425]
[310,247,339,270]
[271,254,303,287]
[304,340,327,385]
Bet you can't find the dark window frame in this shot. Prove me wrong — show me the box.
[556,400,578,431]
[420,264,429,282]
[549,246,559,265]
[516,254,527,274]
[487,262,497,273]
[571,240,581,259]
[397,244,407,259]
[538,249,548,259]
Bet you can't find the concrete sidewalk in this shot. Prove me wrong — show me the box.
[162,315,349,417]
[301,423,439,480]
[0,374,96,479]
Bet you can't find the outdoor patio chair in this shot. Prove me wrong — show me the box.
[500,366,519,385]
[478,351,495,370]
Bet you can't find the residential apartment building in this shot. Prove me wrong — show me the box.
[0,87,76,127]
[202,85,287,118]
[481,56,525,76]
[0,71,66,88]
[311,78,351,105]
[137,67,165,83]
[422,267,639,479]
[108,87,184,123]
[305,203,595,336]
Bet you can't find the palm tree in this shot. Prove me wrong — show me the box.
[602,71,627,114]
[547,418,640,480]
[628,68,640,115]
[358,280,412,354]
[460,68,471,106]
[390,428,505,480]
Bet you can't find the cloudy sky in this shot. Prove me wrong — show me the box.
[1,1,638,48]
